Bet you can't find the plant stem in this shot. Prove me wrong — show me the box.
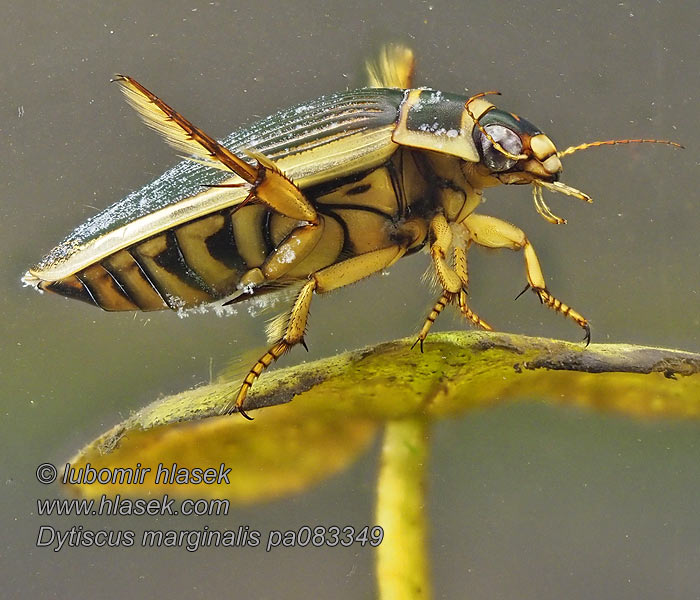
[375,417,431,600]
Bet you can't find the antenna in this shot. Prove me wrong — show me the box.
[558,138,683,158]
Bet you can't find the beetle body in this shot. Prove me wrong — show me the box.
[25,46,677,417]
[26,87,499,312]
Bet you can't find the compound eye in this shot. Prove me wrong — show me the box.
[479,125,523,172]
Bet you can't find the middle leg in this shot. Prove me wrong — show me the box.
[413,216,492,352]
[452,245,493,332]
[412,214,461,352]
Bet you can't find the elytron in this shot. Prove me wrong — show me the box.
[24,46,680,418]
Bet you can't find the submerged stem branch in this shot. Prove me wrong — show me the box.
[376,417,431,600]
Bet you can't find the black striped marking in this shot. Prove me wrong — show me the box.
[203,210,246,272]
[155,231,213,295]
[130,233,212,309]
[346,183,372,195]
[125,248,172,308]
[43,276,95,307]
[77,264,138,311]
[101,251,168,311]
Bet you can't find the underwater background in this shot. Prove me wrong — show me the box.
[2,1,698,598]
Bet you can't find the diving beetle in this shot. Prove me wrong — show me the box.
[23,45,681,418]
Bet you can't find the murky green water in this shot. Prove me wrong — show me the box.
[2,1,698,598]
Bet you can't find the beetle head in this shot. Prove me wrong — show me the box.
[470,106,562,186]
[465,91,682,224]
[467,102,590,223]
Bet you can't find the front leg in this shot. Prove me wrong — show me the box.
[463,213,590,344]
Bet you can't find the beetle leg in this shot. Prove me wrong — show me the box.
[226,279,316,419]
[113,74,259,179]
[113,75,317,223]
[261,220,325,280]
[428,214,462,294]
[415,215,486,353]
[412,244,492,352]
[244,152,318,223]
[453,246,493,331]
[410,214,460,353]
[365,44,415,88]
[312,244,407,292]
[224,244,408,418]
[411,292,454,353]
[463,213,590,344]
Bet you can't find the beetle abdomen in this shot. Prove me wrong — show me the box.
[31,144,430,312]
[38,208,244,310]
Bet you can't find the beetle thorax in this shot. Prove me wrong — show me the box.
[422,152,484,223]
